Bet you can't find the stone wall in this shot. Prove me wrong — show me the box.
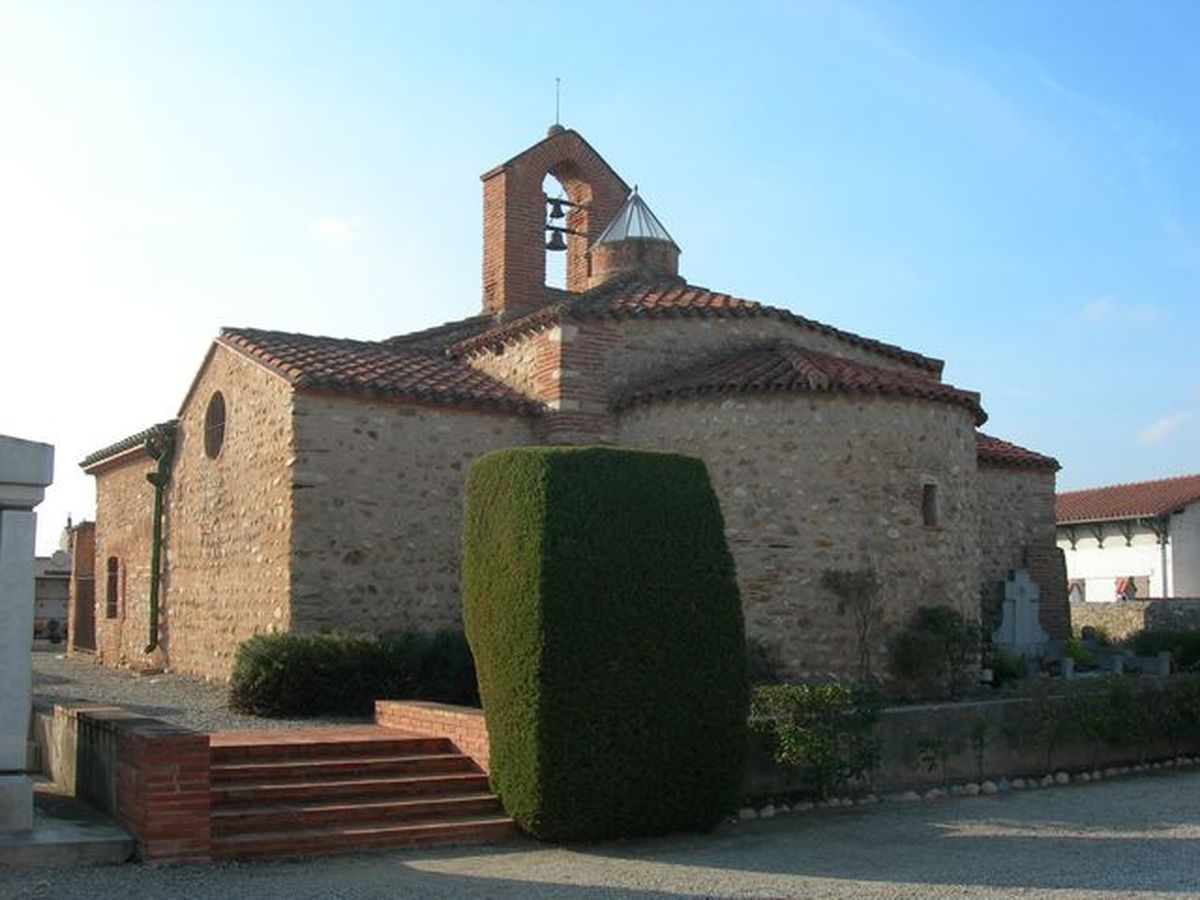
[289,395,535,636]
[161,345,296,680]
[1071,599,1200,640]
[36,703,210,862]
[617,392,981,680]
[977,465,1067,639]
[465,326,562,407]
[92,455,159,669]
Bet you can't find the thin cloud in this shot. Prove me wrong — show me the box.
[1137,412,1191,446]
[308,216,360,242]
[1079,296,1166,325]
[1081,297,1114,322]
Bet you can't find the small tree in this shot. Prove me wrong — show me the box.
[887,605,979,699]
[821,569,881,684]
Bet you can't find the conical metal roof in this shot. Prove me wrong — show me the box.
[593,187,678,248]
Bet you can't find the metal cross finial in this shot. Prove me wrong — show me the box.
[555,77,561,126]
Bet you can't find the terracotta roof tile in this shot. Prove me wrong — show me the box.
[81,421,177,471]
[976,433,1059,471]
[1056,473,1200,523]
[450,276,944,375]
[218,328,542,415]
[382,314,495,353]
[614,343,984,423]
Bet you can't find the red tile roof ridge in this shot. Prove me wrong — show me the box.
[446,276,944,375]
[976,433,1060,471]
[614,342,984,424]
[1057,472,1200,523]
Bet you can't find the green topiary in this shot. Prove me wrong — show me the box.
[462,446,748,841]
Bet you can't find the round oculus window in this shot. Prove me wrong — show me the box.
[204,391,226,459]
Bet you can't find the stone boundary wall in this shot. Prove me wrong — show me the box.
[1071,599,1200,640]
[32,702,211,862]
[745,691,1200,799]
[376,700,490,773]
[378,695,1199,801]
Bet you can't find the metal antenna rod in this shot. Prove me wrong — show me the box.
[555,77,561,125]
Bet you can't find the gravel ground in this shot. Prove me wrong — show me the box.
[4,768,1200,899]
[30,649,369,732]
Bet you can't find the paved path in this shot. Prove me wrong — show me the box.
[5,767,1199,899]
[31,649,368,732]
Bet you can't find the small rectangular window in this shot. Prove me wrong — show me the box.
[922,483,939,528]
[105,557,120,618]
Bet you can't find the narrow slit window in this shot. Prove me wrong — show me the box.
[105,557,120,618]
[922,483,940,528]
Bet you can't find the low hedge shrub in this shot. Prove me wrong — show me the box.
[750,683,882,798]
[463,446,748,841]
[1123,629,1200,670]
[228,629,478,717]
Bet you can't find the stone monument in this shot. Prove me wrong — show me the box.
[992,568,1050,658]
[0,435,53,833]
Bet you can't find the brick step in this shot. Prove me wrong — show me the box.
[213,772,491,807]
[211,792,504,835]
[211,752,477,786]
[210,816,518,860]
[211,736,454,766]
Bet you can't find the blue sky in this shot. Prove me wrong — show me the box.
[2,1,1197,553]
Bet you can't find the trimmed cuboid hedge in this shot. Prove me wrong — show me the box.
[463,446,748,841]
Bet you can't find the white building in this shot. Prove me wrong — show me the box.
[1056,474,1200,602]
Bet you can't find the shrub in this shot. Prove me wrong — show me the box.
[462,446,747,841]
[228,629,478,717]
[982,647,1022,686]
[750,683,882,798]
[887,606,979,699]
[1123,630,1200,670]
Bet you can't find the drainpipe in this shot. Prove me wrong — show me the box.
[144,426,176,653]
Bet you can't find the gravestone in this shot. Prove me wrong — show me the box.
[992,569,1050,658]
[0,435,54,834]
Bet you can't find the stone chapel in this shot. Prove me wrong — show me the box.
[74,127,1067,680]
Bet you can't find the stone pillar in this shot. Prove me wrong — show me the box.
[0,435,54,833]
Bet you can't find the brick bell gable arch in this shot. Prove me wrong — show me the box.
[481,128,629,316]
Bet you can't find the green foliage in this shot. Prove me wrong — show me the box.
[228,630,478,717]
[750,683,882,798]
[1123,630,1200,669]
[887,606,980,699]
[1012,675,1200,768]
[821,568,882,683]
[982,647,1022,686]
[1064,636,1094,666]
[462,446,748,841]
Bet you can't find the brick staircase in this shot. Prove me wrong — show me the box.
[208,726,515,859]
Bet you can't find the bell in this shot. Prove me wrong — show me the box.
[547,197,566,220]
[545,229,568,252]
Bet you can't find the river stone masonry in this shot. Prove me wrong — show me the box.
[78,126,1062,682]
